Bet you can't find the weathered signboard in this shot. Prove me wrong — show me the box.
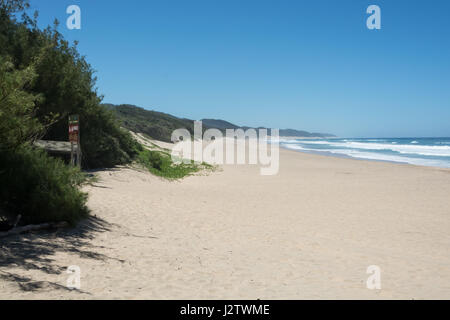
[69,115,79,143]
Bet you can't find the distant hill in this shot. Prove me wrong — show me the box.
[105,104,197,142]
[202,119,335,138]
[200,119,240,130]
[105,104,335,142]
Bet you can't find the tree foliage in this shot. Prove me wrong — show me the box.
[0,0,140,225]
[0,0,140,168]
[0,56,42,151]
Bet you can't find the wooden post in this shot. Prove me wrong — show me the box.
[70,141,75,166]
[77,118,81,168]
[69,115,81,167]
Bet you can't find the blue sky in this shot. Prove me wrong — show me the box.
[29,0,450,137]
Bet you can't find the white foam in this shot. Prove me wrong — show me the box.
[336,150,450,168]
[295,140,333,145]
[323,141,450,157]
[283,144,308,151]
[290,140,450,156]
[282,143,450,168]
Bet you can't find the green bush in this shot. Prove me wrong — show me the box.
[0,56,43,153]
[137,150,164,171]
[0,146,89,225]
[80,106,143,168]
[137,149,212,180]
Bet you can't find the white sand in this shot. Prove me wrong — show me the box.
[1,146,450,299]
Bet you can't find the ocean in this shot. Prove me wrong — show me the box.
[280,137,450,168]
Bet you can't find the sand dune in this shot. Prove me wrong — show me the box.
[1,146,450,299]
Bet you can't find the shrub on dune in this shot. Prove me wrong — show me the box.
[0,147,89,225]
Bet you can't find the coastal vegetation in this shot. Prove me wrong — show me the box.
[0,0,140,169]
[136,149,211,180]
[0,55,88,225]
[134,133,213,180]
[0,0,139,226]
[0,0,211,228]
[0,147,89,226]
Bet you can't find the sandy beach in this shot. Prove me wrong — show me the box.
[1,146,449,299]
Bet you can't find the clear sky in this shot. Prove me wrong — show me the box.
[28,0,450,137]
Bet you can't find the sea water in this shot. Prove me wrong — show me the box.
[280,137,450,168]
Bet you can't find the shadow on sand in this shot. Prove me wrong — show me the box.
[0,215,119,295]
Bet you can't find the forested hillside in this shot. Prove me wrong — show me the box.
[106,104,197,143]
